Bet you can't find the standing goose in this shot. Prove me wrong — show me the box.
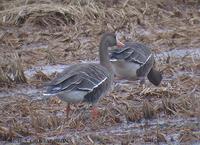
[109,42,162,86]
[43,33,122,118]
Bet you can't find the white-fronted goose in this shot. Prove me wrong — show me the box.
[44,33,122,118]
[109,42,162,86]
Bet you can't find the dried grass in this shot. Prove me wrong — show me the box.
[1,0,200,69]
[0,53,27,87]
[0,0,200,144]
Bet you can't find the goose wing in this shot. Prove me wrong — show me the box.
[110,42,152,66]
[45,63,109,95]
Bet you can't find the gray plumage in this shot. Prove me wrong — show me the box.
[44,33,119,104]
[109,42,162,86]
[45,63,112,103]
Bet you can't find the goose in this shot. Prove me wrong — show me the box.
[109,41,162,86]
[43,33,123,119]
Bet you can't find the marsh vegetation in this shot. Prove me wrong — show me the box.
[0,0,200,144]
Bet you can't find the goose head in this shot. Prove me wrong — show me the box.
[99,33,124,70]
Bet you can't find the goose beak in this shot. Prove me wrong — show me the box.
[117,39,125,47]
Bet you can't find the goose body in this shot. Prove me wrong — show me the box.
[44,33,121,112]
[44,63,112,104]
[110,42,162,86]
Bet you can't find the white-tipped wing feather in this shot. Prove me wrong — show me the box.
[109,42,152,66]
[109,42,155,80]
[45,63,110,96]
